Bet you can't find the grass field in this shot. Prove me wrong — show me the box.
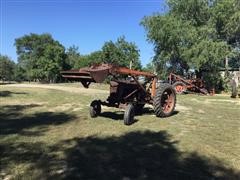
[1,84,240,179]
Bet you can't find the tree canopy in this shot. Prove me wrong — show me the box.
[65,45,80,69]
[74,50,103,69]
[66,36,142,70]
[141,0,239,84]
[0,55,16,81]
[102,37,142,69]
[15,33,66,82]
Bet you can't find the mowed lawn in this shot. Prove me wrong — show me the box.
[0,84,240,179]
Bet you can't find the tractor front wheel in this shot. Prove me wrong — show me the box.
[154,84,176,117]
[173,81,186,94]
[124,104,135,125]
[90,100,101,118]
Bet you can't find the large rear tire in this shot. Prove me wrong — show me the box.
[173,81,186,94]
[154,84,176,117]
[90,100,101,118]
[124,104,135,125]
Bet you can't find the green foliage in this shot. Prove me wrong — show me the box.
[210,0,240,45]
[183,40,230,70]
[141,15,193,76]
[102,37,142,69]
[141,0,239,89]
[74,51,103,69]
[0,55,16,81]
[14,64,27,82]
[15,33,66,82]
[168,0,210,26]
[229,52,240,68]
[65,45,80,69]
[13,34,142,82]
[142,62,155,73]
[74,37,142,70]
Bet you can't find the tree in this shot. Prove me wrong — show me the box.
[168,0,210,26]
[14,64,27,82]
[65,45,81,69]
[142,62,155,73]
[15,33,66,82]
[210,0,240,46]
[0,55,15,81]
[228,53,240,69]
[74,37,142,70]
[210,0,240,70]
[102,37,142,69]
[74,51,103,69]
[141,0,238,90]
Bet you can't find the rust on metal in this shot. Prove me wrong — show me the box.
[111,66,156,78]
[61,64,156,85]
[162,90,175,114]
[61,63,177,125]
[168,72,210,95]
[151,77,157,97]
[61,63,157,104]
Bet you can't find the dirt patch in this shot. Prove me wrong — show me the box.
[49,103,73,112]
[204,99,240,105]
[72,107,83,112]
[197,109,205,114]
[0,101,46,106]
[49,103,83,112]
[190,98,201,103]
[175,104,192,112]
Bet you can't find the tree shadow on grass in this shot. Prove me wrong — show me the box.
[0,104,76,135]
[0,90,28,97]
[1,131,239,179]
[61,131,240,180]
[1,141,63,179]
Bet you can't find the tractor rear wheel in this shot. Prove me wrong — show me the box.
[124,104,135,125]
[173,81,186,94]
[90,100,101,118]
[154,84,176,117]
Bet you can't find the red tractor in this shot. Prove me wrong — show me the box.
[61,64,177,125]
[168,73,210,95]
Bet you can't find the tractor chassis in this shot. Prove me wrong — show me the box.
[61,64,177,125]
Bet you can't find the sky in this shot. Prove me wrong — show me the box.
[0,0,167,66]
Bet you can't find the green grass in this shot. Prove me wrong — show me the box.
[0,84,240,179]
